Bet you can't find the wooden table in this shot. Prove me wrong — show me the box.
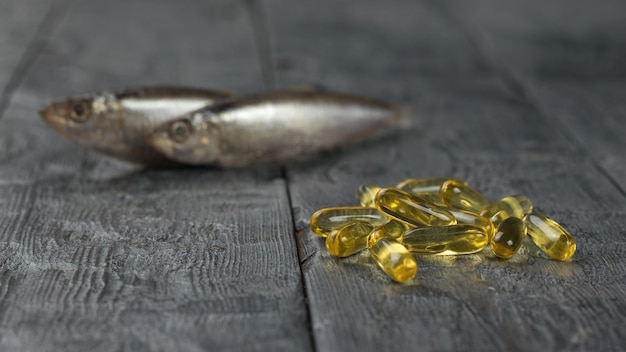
[1,0,625,351]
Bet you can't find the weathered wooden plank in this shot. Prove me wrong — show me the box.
[436,0,626,80]
[527,81,626,192]
[268,0,626,350]
[437,0,626,191]
[0,0,311,351]
[0,169,309,351]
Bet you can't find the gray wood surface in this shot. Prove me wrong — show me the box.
[1,0,625,351]
[269,0,626,351]
[441,0,626,192]
[0,1,310,351]
[0,0,62,118]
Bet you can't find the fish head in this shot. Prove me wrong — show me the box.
[39,94,123,150]
[147,112,221,165]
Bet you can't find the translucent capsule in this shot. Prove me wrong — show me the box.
[449,209,495,240]
[375,188,457,227]
[368,229,417,282]
[440,180,491,213]
[481,195,533,227]
[310,207,388,237]
[368,220,408,247]
[402,225,489,255]
[356,183,381,207]
[325,222,374,257]
[490,217,526,259]
[396,177,466,196]
[524,212,576,261]
[396,177,465,205]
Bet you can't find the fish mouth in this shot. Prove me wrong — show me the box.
[38,103,72,138]
[145,132,160,147]
[39,103,66,123]
[39,104,63,130]
[146,133,174,160]
[39,104,54,122]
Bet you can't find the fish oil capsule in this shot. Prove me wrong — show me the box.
[440,180,491,213]
[402,225,488,255]
[375,188,457,227]
[490,217,526,259]
[370,219,408,245]
[368,228,417,282]
[480,195,533,227]
[449,209,495,240]
[397,177,467,194]
[325,221,374,257]
[524,212,576,261]
[356,183,381,207]
[396,177,465,205]
[310,207,388,237]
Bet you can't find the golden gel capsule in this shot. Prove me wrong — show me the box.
[524,212,576,261]
[375,188,457,227]
[449,209,495,240]
[396,177,464,205]
[310,207,388,237]
[396,177,467,196]
[402,225,489,255]
[356,183,381,207]
[481,195,533,227]
[440,180,491,213]
[325,222,374,257]
[490,217,527,259]
[369,220,408,247]
[368,229,417,282]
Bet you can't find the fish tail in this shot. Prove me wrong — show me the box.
[394,104,414,129]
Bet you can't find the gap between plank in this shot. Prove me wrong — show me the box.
[244,2,315,344]
[242,0,276,90]
[281,166,318,352]
[426,0,626,199]
[0,0,75,121]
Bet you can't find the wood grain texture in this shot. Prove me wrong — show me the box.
[268,0,626,351]
[2,0,626,351]
[0,0,311,351]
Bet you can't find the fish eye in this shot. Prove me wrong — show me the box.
[170,120,193,143]
[69,100,91,122]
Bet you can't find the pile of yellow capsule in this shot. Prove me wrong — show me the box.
[309,178,577,283]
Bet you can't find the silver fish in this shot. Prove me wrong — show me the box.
[39,86,234,164]
[147,90,406,167]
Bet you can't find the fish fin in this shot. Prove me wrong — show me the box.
[213,88,237,96]
[281,85,328,93]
